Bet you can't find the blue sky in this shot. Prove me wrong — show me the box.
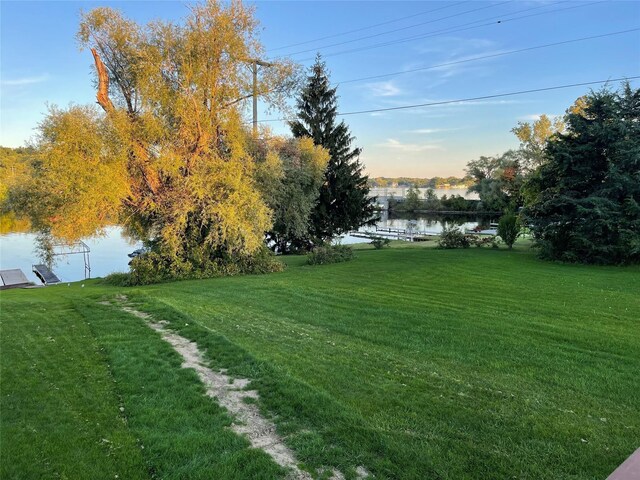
[1,1,638,177]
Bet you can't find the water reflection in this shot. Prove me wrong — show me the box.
[0,226,141,283]
[338,212,495,245]
[373,211,493,233]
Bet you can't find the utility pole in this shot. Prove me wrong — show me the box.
[250,59,274,135]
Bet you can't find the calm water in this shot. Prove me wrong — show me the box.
[0,226,141,284]
[0,211,492,283]
[339,212,492,245]
[372,211,488,233]
[368,187,478,200]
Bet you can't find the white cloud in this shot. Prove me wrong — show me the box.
[408,128,442,134]
[404,35,510,81]
[517,113,562,121]
[406,127,464,134]
[376,138,444,152]
[366,80,402,97]
[427,49,509,79]
[1,74,50,86]
[444,99,525,107]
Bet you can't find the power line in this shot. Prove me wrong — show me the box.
[275,1,512,58]
[256,76,640,123]
[240,28,638,109]
[295,1,604,63]
[340,77,640,116]
[268,1,469,53]
[336,28,640,85]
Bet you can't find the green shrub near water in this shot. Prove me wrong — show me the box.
[104,246,284,286]
[370,236,391,249]
[307,245,355,265]
[497,213,521,249]
[467,235,500,249]
[437,226,470,249]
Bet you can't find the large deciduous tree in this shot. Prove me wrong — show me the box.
[8,1,297,278]
[512,114,564,171]
[253,136,329,254]
[466,150,525,212]
[289,55,375,244]
[524,83,640,264]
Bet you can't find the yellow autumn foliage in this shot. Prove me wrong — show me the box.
[11,1,298,275]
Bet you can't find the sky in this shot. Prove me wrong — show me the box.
[1,1,639,177]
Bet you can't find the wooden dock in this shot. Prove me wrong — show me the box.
[350,226,439,242]
[32,264,61,285]
[465,228,498,235]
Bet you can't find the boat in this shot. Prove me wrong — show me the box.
[127,248,147,258]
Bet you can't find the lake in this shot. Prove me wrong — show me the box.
[339,211,493,245]
[368,187,478,200]
[0,226,141,284]
[0,212,492,283]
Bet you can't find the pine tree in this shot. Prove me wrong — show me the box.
[290,55,375,244]
[524,83,640,264]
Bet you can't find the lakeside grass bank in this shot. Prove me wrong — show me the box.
[1,243,638,479]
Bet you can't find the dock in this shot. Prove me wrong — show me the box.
[350,226,439,242]
[0,269,34,290]
[32,264,61,285]
[465,228,498,235]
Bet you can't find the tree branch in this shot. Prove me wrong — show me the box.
[91,48,114,113]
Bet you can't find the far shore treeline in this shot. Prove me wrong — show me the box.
[369,176,472,189]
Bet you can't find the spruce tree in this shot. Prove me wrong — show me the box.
[290,55,375,244]
[524,83,640,264]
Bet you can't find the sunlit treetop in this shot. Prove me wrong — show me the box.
[8,0,299,272]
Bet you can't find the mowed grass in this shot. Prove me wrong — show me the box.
[0,295,147,479]
[1,244,639,479]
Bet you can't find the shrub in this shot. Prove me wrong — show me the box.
[437,226,470,249]
[371,237,391,249]
[307,245,355,265]
[497,213,521,249]
[127,252,174,285]
[101,272,132,286]
[467,235,500,248]
[232,246,286,275]
[117,246,284,285]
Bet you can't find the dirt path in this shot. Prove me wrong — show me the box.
[116,302,314,479]
[111,297,371,480]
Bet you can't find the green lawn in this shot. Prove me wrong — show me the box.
[1,244,638,479]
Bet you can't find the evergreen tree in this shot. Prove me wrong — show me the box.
[524,83,640,264]
[290,55,375,243]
